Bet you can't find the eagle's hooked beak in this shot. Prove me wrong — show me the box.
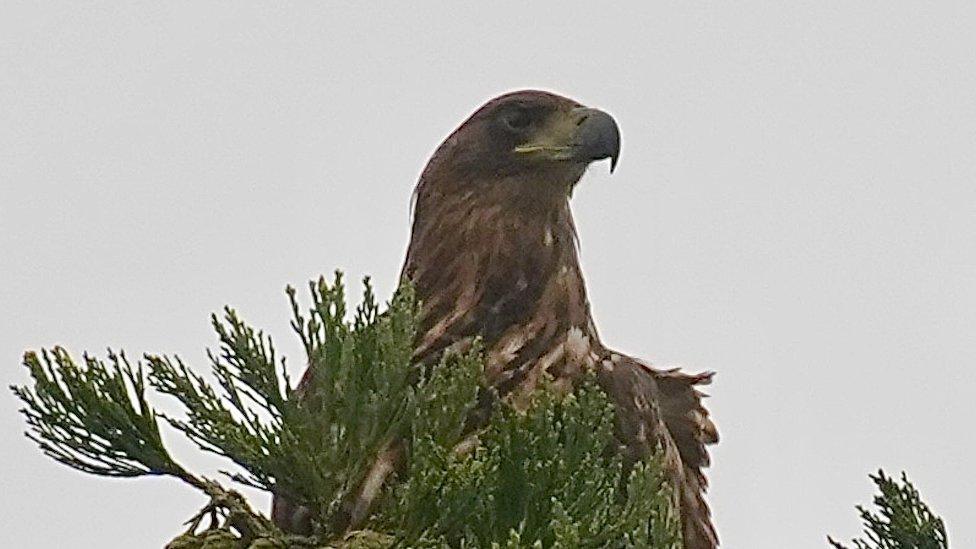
[570,107,621,173]
[514,107,621,173]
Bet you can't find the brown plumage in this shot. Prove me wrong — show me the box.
[274,90,719,547]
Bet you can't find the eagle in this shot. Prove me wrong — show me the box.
[274,90,719,548]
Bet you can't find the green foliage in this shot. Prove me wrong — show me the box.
[148,274,424,533]
[384,368,679,548]
[829,470,948,549]
[12,348,185,480]
[11,273,680,548]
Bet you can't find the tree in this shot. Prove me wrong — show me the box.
[13,273,953,548]
[829,470,948,549]
[11,273,680,548]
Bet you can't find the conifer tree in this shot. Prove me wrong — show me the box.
[829,470,948,549]
[12,274,680,548]
[12,273,952,548]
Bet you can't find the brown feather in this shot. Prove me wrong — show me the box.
[599,355,719,549]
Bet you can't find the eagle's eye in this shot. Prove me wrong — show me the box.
[502,108,533,131]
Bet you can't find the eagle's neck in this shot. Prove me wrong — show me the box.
[403,177,602,398]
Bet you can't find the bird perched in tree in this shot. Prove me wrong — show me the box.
[274,90,719,548]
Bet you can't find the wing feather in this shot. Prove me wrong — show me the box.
[598,353,719,549]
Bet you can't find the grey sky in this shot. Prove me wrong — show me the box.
[2,3,974,547]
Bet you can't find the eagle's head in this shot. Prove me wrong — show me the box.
[423,90,620,191]
[405,89,620,371]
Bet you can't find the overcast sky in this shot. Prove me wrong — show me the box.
[2,3,974,548]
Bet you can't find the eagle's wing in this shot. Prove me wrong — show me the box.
[598,352,718,549]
